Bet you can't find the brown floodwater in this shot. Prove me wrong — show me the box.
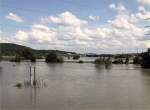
[0,61,150,110]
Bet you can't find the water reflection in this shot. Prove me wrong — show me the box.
[30,86,37,105]
[0,66,3,78]
[105,64,112,70]
[140,68,150,76]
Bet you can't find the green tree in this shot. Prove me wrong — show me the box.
[125,57,129,64]
[113,59,124,64]
[10,55,21,62]
[46,51,63,63]
[73,54,80,60]
[21,49,36,62]
[133,56,141,64]
[78,60,84,63]
[21,49,33,59]
[141,48,150,68]
[0,55,2,61]
[30,54,36,62]
[94,58,105,64]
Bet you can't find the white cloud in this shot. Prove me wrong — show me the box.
[137,0,150,6]
[5,13,24,23]
[41,11,88,27]
[109,3,127,13]
[15,30,28,41]
[29,24,57,43]
[7,9,149,53]
[109,3,116,9]
[136,6,150,20]
[89,15,100,21]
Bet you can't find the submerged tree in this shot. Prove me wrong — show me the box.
[10,55,21,62]
[46,51,63,63]
[73,54,80,60]
[141,18,150,68]
[113,59,124,64]
[0,55,2,61]
[21,49,36,62]
[125,57,129,64]
[133,56,141,64]
[141,48,150,68]
[94,58,105,64]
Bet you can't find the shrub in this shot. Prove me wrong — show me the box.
[15,83,22,88]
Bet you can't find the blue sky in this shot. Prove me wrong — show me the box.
[0,0,150,53]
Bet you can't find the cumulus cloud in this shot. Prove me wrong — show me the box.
[136,6,150,20]
[41,11,88,27]
[137,0,150,6]
[17,24,57,44]
[7,7,150,53]
[109,3,127,13]
[15,30,29,41]
[5,13,24,23]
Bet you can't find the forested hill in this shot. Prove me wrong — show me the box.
[0,43,76,56]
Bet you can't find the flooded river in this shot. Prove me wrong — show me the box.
[0,61,150,110]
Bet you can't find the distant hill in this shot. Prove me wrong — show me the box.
[0,43,139,58]
[0,43,76,56]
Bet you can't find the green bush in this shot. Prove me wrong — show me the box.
[15,83,22,88]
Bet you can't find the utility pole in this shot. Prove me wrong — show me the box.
[33,66,36,86]
[29,66,32,85]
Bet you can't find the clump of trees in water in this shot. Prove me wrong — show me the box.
[141,48,150,68]
[94,56,132,65]
[21,49,36,62]
[0,55,2,61]
[10,55,21,62]
[113,59,124,64]
[73,54,80,60]
[10,49,36,62]
[94,58,105,64]
[78,60,84,63]
[94,58,112,65]
[133,56,141,64]
[46,51,64,63]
